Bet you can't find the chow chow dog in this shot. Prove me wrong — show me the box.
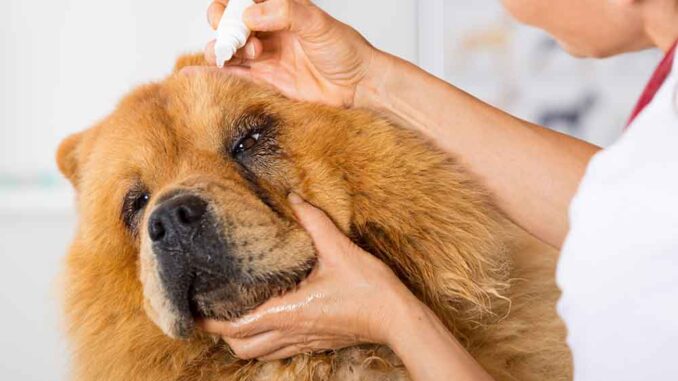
[57,55,572,380]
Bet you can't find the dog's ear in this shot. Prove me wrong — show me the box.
[173,53,209,73]
[56,132,84,187]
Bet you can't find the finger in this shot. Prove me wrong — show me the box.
[197,296,292,338]
[197,319,236,336]
[212,0,266,11]
[204,39,218,65]
[210,0,270,30]
[205,39,251,66]
[223,331,288,360]
[288,193,353,256]
[243,0,321,33]
[207,1,226,30]
[204,40,245,66]
[219,65,257,81]
[256,344,314,362]
[232,37,264,60]
[212,0,267,9]
[196,318,274,339]
[248,62,297,95]
[205,37,263,66]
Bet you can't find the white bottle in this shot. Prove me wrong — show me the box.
[214,0,254,68]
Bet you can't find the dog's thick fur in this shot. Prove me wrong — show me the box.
[57,55,572,381]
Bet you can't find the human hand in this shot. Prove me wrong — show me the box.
[204,0,387,107]
[198,193,420,361]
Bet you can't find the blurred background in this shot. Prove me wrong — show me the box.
[0,0,659,379]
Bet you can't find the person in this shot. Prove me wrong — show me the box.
[193,0,678,379]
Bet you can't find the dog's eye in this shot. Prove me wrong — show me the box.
[122,189,150,231]
[233,132,261,156]
[132,193,150,212]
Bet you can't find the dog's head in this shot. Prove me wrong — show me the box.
[57,67,363,339]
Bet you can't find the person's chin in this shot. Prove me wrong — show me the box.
[556,39,612,59]
[558,38,655,59]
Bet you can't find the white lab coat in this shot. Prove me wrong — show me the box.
[557,47,678,380]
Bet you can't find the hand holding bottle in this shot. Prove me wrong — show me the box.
[205,0,389,107]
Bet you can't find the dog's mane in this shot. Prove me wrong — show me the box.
[62,64,569,381]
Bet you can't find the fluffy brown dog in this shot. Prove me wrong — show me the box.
[57,55,572,381]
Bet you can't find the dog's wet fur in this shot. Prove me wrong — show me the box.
[57,55,572,380]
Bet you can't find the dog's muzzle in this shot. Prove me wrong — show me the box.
[142,192,234,338]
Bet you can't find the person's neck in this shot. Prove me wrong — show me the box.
[642,1,678,52]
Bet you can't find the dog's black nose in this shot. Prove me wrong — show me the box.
[148,194,208,243]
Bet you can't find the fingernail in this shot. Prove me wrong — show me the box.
[288,192,304,205]
[243,7,262,27]
[246,43,256,59]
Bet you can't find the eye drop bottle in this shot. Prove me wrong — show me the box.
[214,0,254,68]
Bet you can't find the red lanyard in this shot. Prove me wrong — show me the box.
[626,41,677,128]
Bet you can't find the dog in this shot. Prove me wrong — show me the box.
[56,55,572,380]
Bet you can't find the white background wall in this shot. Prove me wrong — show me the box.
[0,1,419,380]
[0,214,74,380]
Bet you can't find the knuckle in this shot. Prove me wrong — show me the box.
[225,326,246,338]
[230,327,250,339]
[232,346,254,360]
[271,0,292,27]
[282,1,292,22]
[284,344,302,358]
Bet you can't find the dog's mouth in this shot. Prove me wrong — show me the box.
[151,252,317,339]
[187,256,317,322]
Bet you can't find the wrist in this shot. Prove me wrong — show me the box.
[379,290,432,348]
[384,292,455,355]
[353,51,434,136]
[353,49,398,110]
[388,301,496,381]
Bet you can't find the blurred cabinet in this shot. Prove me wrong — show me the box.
[429,0,661,146]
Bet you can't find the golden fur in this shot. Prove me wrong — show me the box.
[57,55,572,380]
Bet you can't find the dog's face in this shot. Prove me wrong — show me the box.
[58,72,357,339]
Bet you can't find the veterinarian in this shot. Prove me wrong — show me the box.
[197,0,678,379]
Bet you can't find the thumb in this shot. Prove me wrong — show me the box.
[244,0,324,34]
[288,193,353,258]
